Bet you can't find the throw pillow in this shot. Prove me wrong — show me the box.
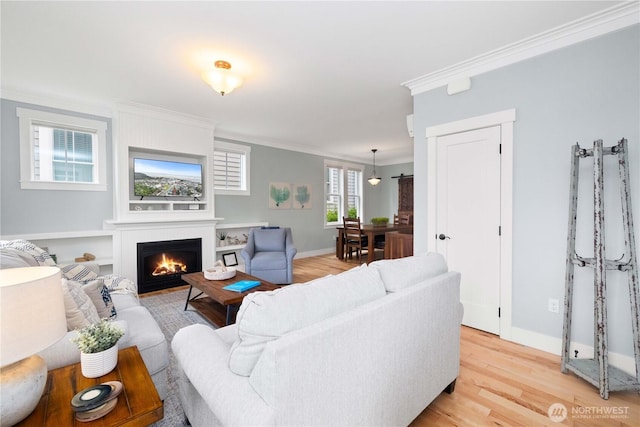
[61,279,100,330]
[61,264,98,282]
[100,275,137,294]
[228,264,386,376]
[0,239,57,266]
[370,252,448,292]
[79,279,117,319]
[0,247,40,269]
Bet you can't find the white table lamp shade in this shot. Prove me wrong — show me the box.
[0,266,67,367]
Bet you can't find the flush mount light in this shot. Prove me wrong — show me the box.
[368,149,381,186]
[202,60,243,96]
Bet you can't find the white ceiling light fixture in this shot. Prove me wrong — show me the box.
[368,149,381,186]
[202,60,243,96]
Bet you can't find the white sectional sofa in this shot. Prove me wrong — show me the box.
[0,240,169,400]
[172,252,463,426]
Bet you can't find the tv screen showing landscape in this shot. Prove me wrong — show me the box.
[133,158,203,198]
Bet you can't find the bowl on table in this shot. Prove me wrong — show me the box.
[204,266,237,280]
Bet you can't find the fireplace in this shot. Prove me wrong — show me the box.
[137,238,202,294]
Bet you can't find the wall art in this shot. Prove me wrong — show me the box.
[269,182,292,209]
[293,184,312,209]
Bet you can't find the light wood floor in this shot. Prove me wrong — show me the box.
[299,255,640,426]
[146,254,640,426]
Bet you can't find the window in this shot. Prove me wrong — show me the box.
[325,160,363,226]
[213,141,251,195]
[17,108,107,191]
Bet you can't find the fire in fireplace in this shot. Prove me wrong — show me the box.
[137,238,202,294]
[152,253,188,276]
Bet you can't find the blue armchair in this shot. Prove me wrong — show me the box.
[240,227,297,284]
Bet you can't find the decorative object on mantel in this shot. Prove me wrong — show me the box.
[201,60,243,96]
[204,260,237,280]
[217,231,228,246]
[0,266,67,426]
[72,319,124,378]
[371,217,389,226]
[368,149,382,186]
[222,252,239,267]
[224,234,247,245]
[74,252,96,262]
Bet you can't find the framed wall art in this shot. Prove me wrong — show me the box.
[222,252,238,267]
[269,182,292,209]
[293,184,312,209]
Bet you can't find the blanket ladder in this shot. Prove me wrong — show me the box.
[561,138,640,399]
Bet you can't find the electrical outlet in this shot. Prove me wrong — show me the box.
[548,298,559,313]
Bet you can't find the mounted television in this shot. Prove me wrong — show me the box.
[133,158,203,199]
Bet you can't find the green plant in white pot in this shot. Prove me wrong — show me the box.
[217,231,228,246]
[72,319,124,378]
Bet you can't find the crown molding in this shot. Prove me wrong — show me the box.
[0,86,115,118]
[214,130,369,165]
[402,2,640,96]
[116,102,216,130]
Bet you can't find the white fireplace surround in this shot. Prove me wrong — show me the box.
[105,219,216,287]
[109,105,220,283]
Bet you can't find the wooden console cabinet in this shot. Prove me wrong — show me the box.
[384,231,413,259]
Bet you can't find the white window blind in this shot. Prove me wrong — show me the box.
[214,151,243,190]
[17,107,107,191]
[49,128,95,183]
[213,141,251,195]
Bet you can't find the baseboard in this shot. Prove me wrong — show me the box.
[296,248,335,259]
[510,327,636,376]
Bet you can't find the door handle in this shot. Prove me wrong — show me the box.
[438,234,451,240]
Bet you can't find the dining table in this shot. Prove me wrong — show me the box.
[336,223,413,264]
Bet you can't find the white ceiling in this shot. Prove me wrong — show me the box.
[0,1,620,165]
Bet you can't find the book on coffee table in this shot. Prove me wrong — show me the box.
[223,280,261,292]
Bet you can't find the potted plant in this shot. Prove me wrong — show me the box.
[217,231,228,246]
[371,217,389,227]
[72,319,124,378]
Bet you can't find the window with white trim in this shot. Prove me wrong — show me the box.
[17,108,107,191]
[213,140,250,195]
[325,160,363,226]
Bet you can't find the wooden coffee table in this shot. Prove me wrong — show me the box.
[182,271,279,327]
[16,346,163,426]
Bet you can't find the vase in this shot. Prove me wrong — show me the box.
[80,343,118,378]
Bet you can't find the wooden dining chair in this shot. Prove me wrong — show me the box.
[342,217,368,263]
[394,213,411,225]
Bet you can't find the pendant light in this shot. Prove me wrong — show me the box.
[368,149,381,186]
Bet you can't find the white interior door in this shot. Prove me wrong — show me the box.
[436,126,501,334]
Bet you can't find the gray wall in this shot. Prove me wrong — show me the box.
[1,100,408,255]
[412,25,639,356]
[1,99,113,234]
[213,138,404,254]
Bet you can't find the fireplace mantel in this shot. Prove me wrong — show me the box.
[104,218,222,231]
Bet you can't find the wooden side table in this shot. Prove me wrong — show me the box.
[16,346,163,426]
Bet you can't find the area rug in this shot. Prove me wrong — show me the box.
[139,288,210,427]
